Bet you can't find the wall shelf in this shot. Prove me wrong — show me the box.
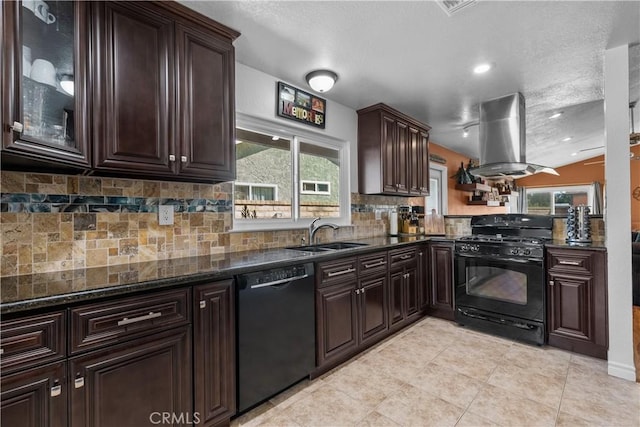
[466,200,506,206]
[455,183,492,192]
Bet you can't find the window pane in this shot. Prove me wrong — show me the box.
[299,142,340,218]
[317,183,329,193]
[527,192,552,215]
[554,190,588,215]
[235,129,291,219]
[302,182,315,192]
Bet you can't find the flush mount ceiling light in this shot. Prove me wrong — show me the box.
[473,63,492,74]
[305,70,338,93]
[462,122,478,137]
[562,137,572,142]
[549,112,563,119]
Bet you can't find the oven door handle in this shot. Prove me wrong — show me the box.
[456,253,541,264]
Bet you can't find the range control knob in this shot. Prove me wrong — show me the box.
[460,244,469,252]
[510,248,519,256]
[523,248,531,256]
[471,245,480,252]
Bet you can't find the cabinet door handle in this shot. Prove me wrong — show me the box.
[558,260,581,266]
[50,385,62,397]
[169,154,176,162]
[180,156,187,163]
[117,311,162,326]
[74,377,85,389]
[363,261,386,268]
[199,300,206,309]
[0,348,4,355]
[327,268,356,278]
[10,121,24,133]
[549,280,555,287]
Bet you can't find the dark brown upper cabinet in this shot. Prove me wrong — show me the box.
[358,103,431,196]
[1,1,91,169]
[92,1,239,182]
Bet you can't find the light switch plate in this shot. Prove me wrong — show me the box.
[158,205,174,225]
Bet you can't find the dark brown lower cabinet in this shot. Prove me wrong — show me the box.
[427,241,455,320]
[546,248,608,359]
[389,247,420,331]
[418,245,430,311]
[69,326,192,427]
[194,280,235,427]
[358,273,389,347]
[316,281,359,368]
[1,361,67,427]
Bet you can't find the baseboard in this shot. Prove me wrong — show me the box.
[607,360,637,381]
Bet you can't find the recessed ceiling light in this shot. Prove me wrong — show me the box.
[571,152,578,156]
[549,112,563,119]
[562,137,572,142]
[473,63,492,74]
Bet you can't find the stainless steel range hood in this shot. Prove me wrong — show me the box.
[469,93,558,178]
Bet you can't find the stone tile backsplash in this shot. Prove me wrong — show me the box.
[1,171,423,276]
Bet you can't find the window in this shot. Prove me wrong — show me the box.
[301,180,331,195]
[233,114,350,230]
[425,163,448,215]
[525,185,593,215]
[235,183,277,201]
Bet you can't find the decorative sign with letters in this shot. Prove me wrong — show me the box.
[276,82,326,129]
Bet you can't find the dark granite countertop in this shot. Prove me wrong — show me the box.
[2,235,459,315]
[545,240,607,251]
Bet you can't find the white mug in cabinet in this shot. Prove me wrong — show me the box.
[33,0,56,24]
[30,59,57,87]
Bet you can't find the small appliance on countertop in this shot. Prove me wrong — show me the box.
[566,205,592,244]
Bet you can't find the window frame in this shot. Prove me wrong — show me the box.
[233,113,351,231]
[300,180,331,195]
[234,182,278,201]
[525,185,593,214]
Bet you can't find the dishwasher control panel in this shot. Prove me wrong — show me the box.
[237,263,314,288]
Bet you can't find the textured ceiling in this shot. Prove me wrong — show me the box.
[180,0,640,168]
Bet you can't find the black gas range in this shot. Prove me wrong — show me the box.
[454,214,553,345]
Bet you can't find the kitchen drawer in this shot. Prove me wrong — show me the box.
[317,258,358,288]
[389,247,417,268]
[547,249,593,275]
[70,288,191,355]
[358,251,388,276]
[0,311,66,374]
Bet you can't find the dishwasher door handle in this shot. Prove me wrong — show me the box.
[250,274,309,289]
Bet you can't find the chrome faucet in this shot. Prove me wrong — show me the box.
[309,217,339,245]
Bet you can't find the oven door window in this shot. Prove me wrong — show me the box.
[466,266,527,305]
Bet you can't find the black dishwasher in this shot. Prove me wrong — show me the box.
[236,263,315,413]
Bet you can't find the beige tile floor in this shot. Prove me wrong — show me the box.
[232,317,640,427]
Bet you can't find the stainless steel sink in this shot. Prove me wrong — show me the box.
[287,242,368,252]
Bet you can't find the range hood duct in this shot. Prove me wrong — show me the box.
[469,92,558,178]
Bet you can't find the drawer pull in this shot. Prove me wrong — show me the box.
[117,311,162,326]
[50,385,62,397]
[74,377,84,389]
[364,261,386,268]
[400,254,412,260]
[327,268,356,278]
[558,260,581,266]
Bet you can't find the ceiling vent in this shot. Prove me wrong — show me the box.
[436,0,477,16]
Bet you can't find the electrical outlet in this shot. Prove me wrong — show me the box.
[158,205,174,225]
[375,209,382,220]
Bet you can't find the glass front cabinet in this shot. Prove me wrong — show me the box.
[2,1,90,167]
